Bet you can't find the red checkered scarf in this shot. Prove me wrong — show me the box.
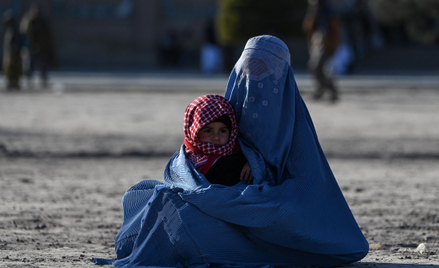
[184,94,239,174]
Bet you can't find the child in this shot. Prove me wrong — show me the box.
[183,94,252,186]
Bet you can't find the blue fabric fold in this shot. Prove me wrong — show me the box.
[93,35,368,268]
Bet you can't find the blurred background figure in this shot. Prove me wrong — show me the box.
[158,30,181,68]
[20,4,56,89]
[200,18,223,74]
[303,0,341,103]
[338,0,383,74]
[216,0,306,72]
[2,9,22,90]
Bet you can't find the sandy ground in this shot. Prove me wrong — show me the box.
[1,74,439,267]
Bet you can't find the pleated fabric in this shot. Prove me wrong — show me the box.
[93,35,368,268]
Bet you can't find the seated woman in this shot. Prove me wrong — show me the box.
[93,35,369,268]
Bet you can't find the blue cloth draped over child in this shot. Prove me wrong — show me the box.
[93,35,369,268]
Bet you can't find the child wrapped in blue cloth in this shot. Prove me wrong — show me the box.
[183,94,253,186]
[93,35,368,268]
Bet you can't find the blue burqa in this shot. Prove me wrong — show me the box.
[93,35,369,267]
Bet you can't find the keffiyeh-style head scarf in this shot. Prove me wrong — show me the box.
[184,94,239,173]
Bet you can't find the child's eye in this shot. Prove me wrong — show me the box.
[202,129,211,133]
[220,129,228,133]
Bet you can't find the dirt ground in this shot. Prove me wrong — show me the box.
[1,77,438,267]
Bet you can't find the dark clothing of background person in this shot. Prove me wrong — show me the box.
[20,5,56,88]
[303,0,341,102]
[2,12,23,90]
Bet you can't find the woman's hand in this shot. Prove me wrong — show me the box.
[240,162,253,184]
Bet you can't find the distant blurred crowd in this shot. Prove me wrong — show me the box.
[198,0,439,78]
[303,0,439,102]
[3,0,436,91]
[369,0,439,46]
[2,4,56,90]
[310,0,439,77]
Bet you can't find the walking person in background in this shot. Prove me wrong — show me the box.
[2,10,23,90]
[20,4,56,89]
[200,19,223,74]
[303,0,341,102]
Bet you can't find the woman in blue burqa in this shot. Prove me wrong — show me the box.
[93,35,368,267]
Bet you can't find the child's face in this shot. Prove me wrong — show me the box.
[198,122,230,146]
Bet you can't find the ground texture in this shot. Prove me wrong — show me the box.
[1,74,438,267]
